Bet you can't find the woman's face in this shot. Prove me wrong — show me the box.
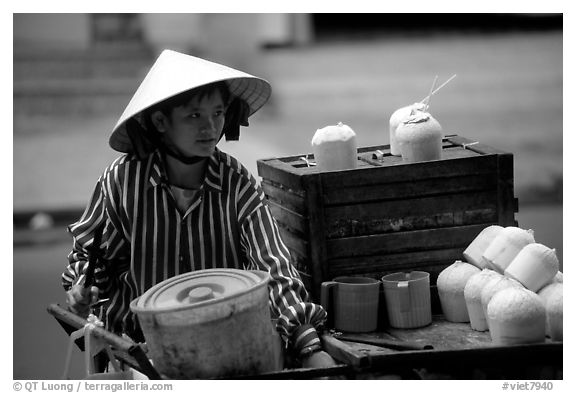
[159,90,226,158]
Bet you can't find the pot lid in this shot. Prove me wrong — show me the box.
[134,268,268,312]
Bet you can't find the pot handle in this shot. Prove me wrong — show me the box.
[320,281,337,329]
[398,281,411,312]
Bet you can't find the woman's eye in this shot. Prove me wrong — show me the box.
[214,110,224,117]
[187,113,200,119]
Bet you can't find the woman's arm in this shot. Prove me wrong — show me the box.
[62,169,130,315]
[241,201,332,360]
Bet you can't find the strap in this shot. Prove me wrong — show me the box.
[62,315,121,379]
[221,97,250,142]
[125,118,156,160]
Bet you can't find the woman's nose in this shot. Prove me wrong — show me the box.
[200,117,216,132]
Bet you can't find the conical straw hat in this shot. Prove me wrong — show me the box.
[109,49,272,153]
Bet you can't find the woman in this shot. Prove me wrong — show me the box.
[62,50,336,370]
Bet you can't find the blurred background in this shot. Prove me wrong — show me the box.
[13,13,562,379]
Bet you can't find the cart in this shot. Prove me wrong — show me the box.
[47,295,562,380]
[48,135,561,379]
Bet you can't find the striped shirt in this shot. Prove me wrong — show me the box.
[62,148,325,355]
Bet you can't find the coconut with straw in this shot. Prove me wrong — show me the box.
[394,75,449,163]
[388,74,456,157]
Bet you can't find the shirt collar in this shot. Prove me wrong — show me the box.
[147,149,223,193]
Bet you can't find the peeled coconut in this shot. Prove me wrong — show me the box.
[395,112,443,163]
[464,269,503,331]
[437,260,481,322]
[538,282,563,340]
[481,227,535,274]
[554,271,563,283]
[505,243,559,292]
[487,287,546,345]
[546,288,563,341]
[480,275,523,325]
[463,225,504,269]
[389,102,427,156]
[311,122,358,172]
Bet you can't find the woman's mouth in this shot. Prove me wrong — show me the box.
[197,138,216,144]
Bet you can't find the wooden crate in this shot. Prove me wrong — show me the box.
[257,135,518,300]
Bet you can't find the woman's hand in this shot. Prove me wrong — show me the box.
[66,284,99,318]
[301,350,338,369]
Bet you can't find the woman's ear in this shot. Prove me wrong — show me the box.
[151,111,169,133]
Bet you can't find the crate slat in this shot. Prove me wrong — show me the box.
[320,154,499,190]
[262,180,307,214]
[326,208,497,239]
[256,158,304,191]
[326,225,487,259]
[268,200,308,236]
[323,174,498,205]
[325,190,498,223]
[328,248,467,277]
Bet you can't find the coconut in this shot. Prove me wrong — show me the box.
[538,282,563,340]
[480,275,523,325]
[463,269,503,331]
[311,122,358,171]
[481,227,535,273]
[463,225,504,269]
[388,102,427,156]
[487,287,546,345]
[437,260,481,322]
[505,243,559,292]
[395,112,443,163]
[546,288,563,341]
[554,271,563,283]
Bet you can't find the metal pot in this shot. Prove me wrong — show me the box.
[130,268,281,379]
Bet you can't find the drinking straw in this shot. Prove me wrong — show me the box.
[420,74,457,104]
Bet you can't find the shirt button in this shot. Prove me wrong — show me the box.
[179,255,184,262]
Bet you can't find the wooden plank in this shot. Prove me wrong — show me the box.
[325,190,498,224]
[328,248,466,277]
[323,174,498,205]
[257,158,305,191]
[303,174,329,300]
[446,135,512,155]
[238,364,354,379]
[365,342,562,375]
[497,153,518,226]
[267,200,308,235]
[337,334,435,351]
[262,180,307,214]
[359,147,480,168]
[321,154,499,190]
[326,225,487,259]
[274,142,492,179]
[385,317,491,350]
[321,334,372,368]
[326,208,496,239]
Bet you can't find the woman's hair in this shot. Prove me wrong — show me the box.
[143,81,231,133]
